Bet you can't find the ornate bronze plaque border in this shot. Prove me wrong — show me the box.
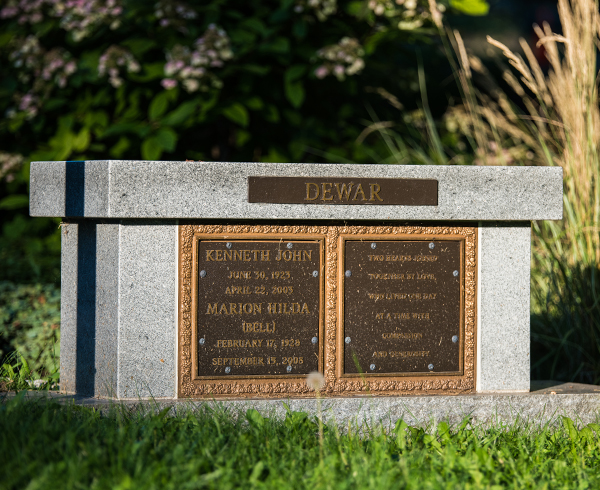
[179,224,477,398]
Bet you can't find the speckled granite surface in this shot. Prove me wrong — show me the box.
[4,382,599,429]
[30,161,563,221]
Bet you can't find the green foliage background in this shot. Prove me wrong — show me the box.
[0,0,488,279]
[0,0,487,376]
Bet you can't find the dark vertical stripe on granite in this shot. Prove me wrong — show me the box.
[65,161,85,217]
[75,221,97,395]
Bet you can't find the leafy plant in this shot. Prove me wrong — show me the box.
[0,352,32,391]
[0,351,56,391]
[0,281,60,378]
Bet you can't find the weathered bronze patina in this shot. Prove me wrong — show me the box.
[196,240,321,377]
[342,239,463,375]
[248,177,438,205]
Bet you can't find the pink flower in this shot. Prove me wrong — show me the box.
[161,78,177,89]
[65,61,77,74]
[0,7,19,18]
[314,65,328,79]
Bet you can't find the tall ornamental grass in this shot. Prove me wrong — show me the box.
[449,0,600,383]
[365,0,600,383]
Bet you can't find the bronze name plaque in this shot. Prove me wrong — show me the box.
[248,177,438,206]
[342,239,463,376]
[196,239,322,377]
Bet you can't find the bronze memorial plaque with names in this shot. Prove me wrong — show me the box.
[196,240,322,377]
[343,239,463,376]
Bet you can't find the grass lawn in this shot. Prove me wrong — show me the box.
[1,394,599,489]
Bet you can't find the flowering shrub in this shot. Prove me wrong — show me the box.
[154,0,197,31]
[8,35,76,119]
[0,153,24,183]
[0,0,46,24]
[314,37,365,80]
[367,0,441,29]
[98,46,140,88]
[293,0,337,21]
[162,25,233,93]
[1,0,122,39]
[0,0,489,166]
[54,0,122,41]
[0,0,488,282]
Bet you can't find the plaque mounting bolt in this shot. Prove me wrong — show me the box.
[370,364,376,371]
[287,242,293,249]
[200,270,207,278]
[428,364,434,370]
[312,270,319,277]
[371,243,377,249]
[199,338,205,345]
[429,242,435,249]
[225,367,231,374]
[453,270,459,277]
[226,242,232,249]
[286,365,292,373]
[345,337,351,344]
[311,336,318,344]
[345,270,352,278]
[452,335,458,343]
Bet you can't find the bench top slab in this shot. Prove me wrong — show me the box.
[29,160,563,220]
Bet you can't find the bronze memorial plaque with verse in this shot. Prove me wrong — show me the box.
[342,239,463,376]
